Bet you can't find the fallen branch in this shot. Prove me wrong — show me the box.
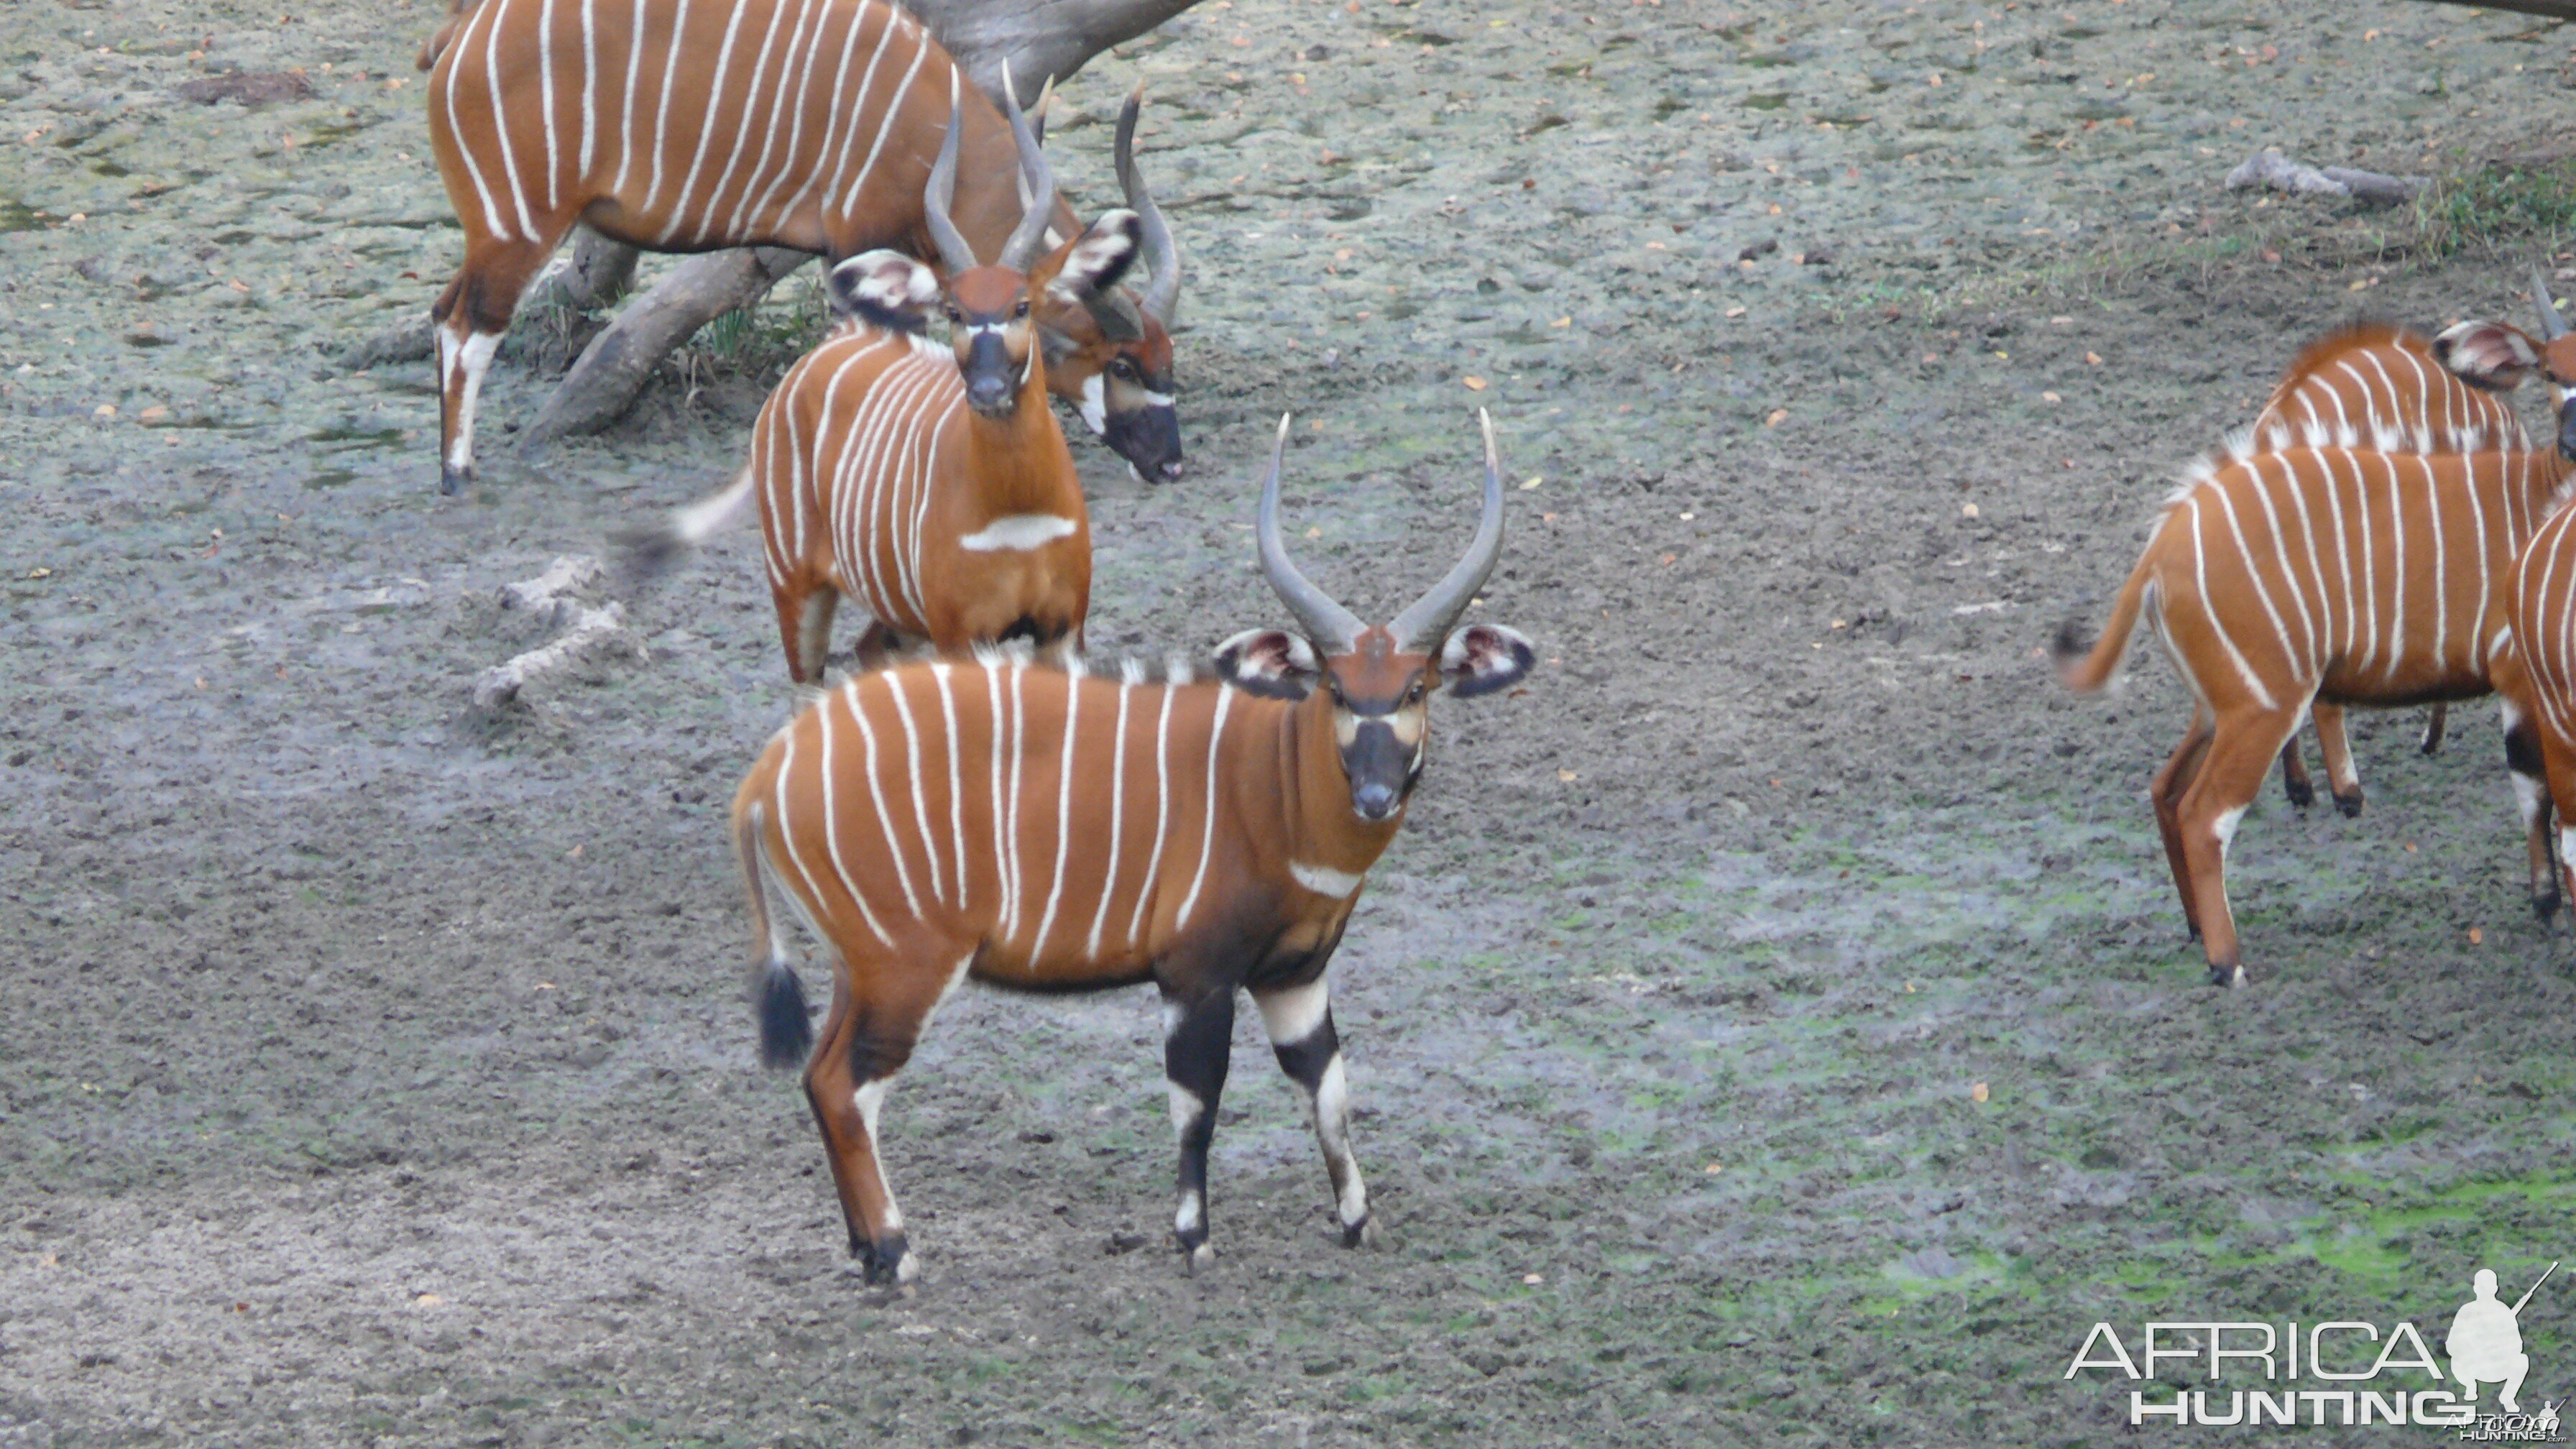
[524,246,811,447]
[2225,150,2426,207]
[336,227,642,372]
[472,555,648,712]
[2406,0,2576,19]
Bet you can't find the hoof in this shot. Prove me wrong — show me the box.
[2538,890,2562,924]
[2283,776,2315,810]
[1340,1215,1379,1250]
[853,1233,912,1286]
[2334,791,2363,820]
[439,462,474,497]
[1182,1241,1215,1274]
[2206,963,2246,989]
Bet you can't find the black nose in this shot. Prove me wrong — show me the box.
[1155,458,1186,483]
[968,376,1011,410]
[2560,413,2576,461]
[1352,782,1399,819]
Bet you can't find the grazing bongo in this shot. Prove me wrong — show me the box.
[727,414,1537,1282]
[2250,322,2533,815]
[661,95,1134,677]
[418,0,1184,492]
[2055,299,2571,985]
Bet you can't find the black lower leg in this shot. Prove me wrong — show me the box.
[1164,990,1235,1261]
[1273,1012,1368,1246]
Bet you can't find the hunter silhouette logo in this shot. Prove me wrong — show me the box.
[2451,1264,2553,1414]
[2063,1258,2562,1433]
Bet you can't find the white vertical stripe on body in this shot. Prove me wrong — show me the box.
[1004,663,1029,948]
[538,0,561,210]
[442,0,512,239]
[698,0,801,241]
[814,5,901,221]
[612,0,648,196]
[485,0,540,241]
[809,705,896,949]
[931,663,967,911]
[642,0,694,215]
[886,668,945,907]
[1128,685,1177,945]
[724,0,830,237]
[1175,688,1236,932]
[578,0,598,180]
[1029,671,1082,960]
[1085,680,1133,959]
[845,678,925,922]
[835,31,933,220]
[659,0,753,242]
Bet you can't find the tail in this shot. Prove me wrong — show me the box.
[2053,556,2155,694]
[415,0,477,70]
[617,469,757,579]
[735,799,814,1070]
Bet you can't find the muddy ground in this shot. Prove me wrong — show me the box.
[8,0,2576,1443]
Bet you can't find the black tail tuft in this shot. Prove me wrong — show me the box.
[758,960,813,1070]
[2050,618,2093,666]
[612,523,686,587]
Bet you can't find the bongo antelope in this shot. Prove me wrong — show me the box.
[728,413,1537,1282]
[420,0,1184,492]
[2055,298,2569,985]
[663,96,1131,676]
[2491,290,2576,923]
[2253,323,2531,816]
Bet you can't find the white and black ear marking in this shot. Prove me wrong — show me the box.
[1047,211,1142,306]
[2433,320,2542,392]
[1439,624,1536,699]
[828,251,941,332]
[1212,627,1320,699]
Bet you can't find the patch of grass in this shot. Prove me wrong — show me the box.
[2412,155,2576,259]
[675,268,834,389]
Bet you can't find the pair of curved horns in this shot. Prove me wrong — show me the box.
[1255,410,1506,655]
[922,64,1058,275]
[1116,86,1182,326]
[2536,264,2570,343]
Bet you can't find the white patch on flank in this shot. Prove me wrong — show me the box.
[958,514,1079,552]
[1289,861,1365,898]
[1167,1082,1202,1134]
[1077,373,1108,434]
[1256,978,1330,1046]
